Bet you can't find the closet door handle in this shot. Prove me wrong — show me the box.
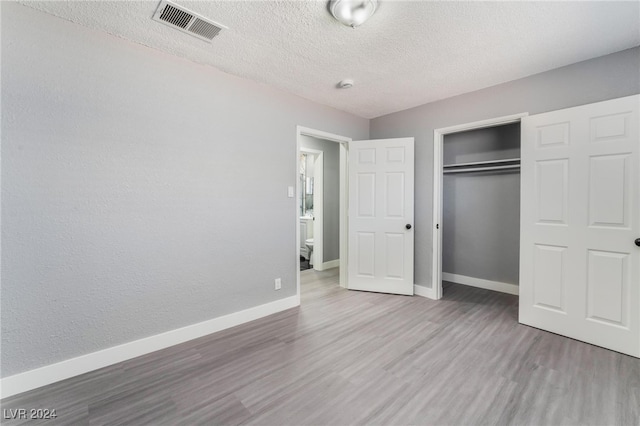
[635,238,640,247]
[405,224,412,230]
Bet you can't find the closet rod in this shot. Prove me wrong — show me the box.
[443,157,520,169]
[443,164,520,174]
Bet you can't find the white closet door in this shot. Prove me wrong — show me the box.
[520,95,640,357]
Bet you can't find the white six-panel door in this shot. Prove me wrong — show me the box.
[520,95,640,357]
[348,138,414,295]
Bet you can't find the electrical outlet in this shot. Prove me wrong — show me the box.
[274,278,282,290]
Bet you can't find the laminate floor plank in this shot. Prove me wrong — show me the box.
[2,269,639,425]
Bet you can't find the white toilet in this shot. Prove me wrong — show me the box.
[305,238,314,267]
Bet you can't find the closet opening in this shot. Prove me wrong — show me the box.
[432,113,528,300]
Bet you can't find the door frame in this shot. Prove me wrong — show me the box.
[431,113,528,300]
[296,126,351,301]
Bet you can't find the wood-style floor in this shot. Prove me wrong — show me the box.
[2,268,639,425]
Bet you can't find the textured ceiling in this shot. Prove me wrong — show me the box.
[19,1,640,118]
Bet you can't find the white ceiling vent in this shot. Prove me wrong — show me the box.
[152,0,227,42]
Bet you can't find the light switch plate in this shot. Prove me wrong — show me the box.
[287,186,295,198]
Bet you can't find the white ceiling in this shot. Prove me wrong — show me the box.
[19,1,640,118]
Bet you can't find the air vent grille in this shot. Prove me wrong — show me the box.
[159,4,192,29]
[152,1,227,43]
[189,18,223,40]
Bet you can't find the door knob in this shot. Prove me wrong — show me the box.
[635,238,640,247]
[405,224,412,230]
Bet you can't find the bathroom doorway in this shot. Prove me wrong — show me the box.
[299,148,323,271]
[299,140,339,273]
[295,126,350,298]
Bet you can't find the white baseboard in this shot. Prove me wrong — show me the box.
[414,284,438,300]
[315,259,340,271]
[442,273,519,295]
[0,296,299,399]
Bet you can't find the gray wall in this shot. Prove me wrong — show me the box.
[443,124,521,165]
[300,136,340,262]
[1,3,368,378]
[442,124,520,284]
[370,46,640,289]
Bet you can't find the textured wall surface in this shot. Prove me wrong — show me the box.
[1,3,368,377]
[370,47,640,289]
[299,135,340,263]
[442,124,521,284]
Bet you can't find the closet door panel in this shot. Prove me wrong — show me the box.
[586,250,629,327]
[535,159,569,225]
[520,94,640,358]
[536,121,570,148]
[532,244,567,313]
[588,154,630,228]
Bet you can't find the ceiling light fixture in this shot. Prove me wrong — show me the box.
[329,0,378,28]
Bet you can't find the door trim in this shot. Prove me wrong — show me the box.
[432,113,528,300]
[312,152,324,270]
[296,126,351,301]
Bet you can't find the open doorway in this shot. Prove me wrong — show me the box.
[298,137,340,272]
[299,147,323,271]
[432,113,527,300]
[296,126,350,301]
